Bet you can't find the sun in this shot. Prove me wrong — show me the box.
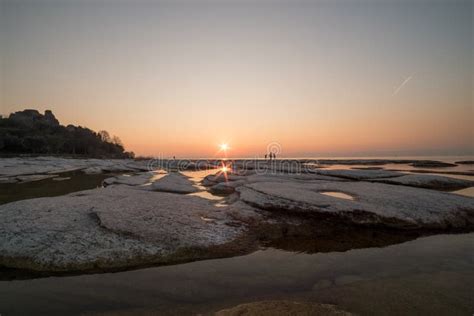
[219,143,229,151]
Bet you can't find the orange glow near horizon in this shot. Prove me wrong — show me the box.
[2,1,472,157]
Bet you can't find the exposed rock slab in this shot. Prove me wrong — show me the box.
[210,181,247,195]
[0,186,248,272]
[317,169,404,180]
[82,167,104,174]
[0,157,149,177]
[456,160,474,165]
[16,174,58,182]
[0,174,58,183]
[202,172,246,186]
[410,161,457,168]
[103,171,165,187]
[390,169,474,177]
[237,181,474,229]
[371,174,473,191]
[150,172,199,193]
[308,159,408,165]
[203,172,346,190]
[96,190,239,246]
[246,173,348,183]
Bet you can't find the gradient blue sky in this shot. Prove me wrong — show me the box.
[1,0,472,157]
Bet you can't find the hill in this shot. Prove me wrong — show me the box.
[0,109,134,158]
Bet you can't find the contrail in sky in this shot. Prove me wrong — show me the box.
[392,73,415,96]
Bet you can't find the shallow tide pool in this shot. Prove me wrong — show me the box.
[0,170,109,205]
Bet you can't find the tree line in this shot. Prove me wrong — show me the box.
[0,109,134,158]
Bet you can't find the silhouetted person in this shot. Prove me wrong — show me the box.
[265,154,267,160]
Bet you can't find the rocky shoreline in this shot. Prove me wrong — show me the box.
[0,157,473,275]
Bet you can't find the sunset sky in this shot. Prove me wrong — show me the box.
[1,0,472,158]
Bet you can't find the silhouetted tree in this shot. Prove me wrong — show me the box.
[0,109,133,158]
[98,130,111,143]
[112,135,123,146]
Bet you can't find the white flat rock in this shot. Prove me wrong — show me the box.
[103,171,165,187]
[16,174,58,182]
[0,174,59,183]
[237,181,474,229]
[317,169,404,180]
[202,172,246,186]
[0,186,248,272]
[246,173,347,183]
[210,180,247,195]
[0,157,148,176]
[202,171,342,188]
[82,166,104,174]
[150,172,199,193]
[371,174,473,191]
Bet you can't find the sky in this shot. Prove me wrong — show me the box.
[1,0,472,158]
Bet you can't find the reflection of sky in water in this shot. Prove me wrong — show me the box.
[182,168,225,201]
[453,187,474,198]
[0,170,109,205]
[319,191,355,200]
[148,170,167,182]
[190,190,224,201]
[181,169,219,183]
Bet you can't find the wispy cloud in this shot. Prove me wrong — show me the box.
[392,73,415,96]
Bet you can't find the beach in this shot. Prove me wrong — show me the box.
[0,156,473,314]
